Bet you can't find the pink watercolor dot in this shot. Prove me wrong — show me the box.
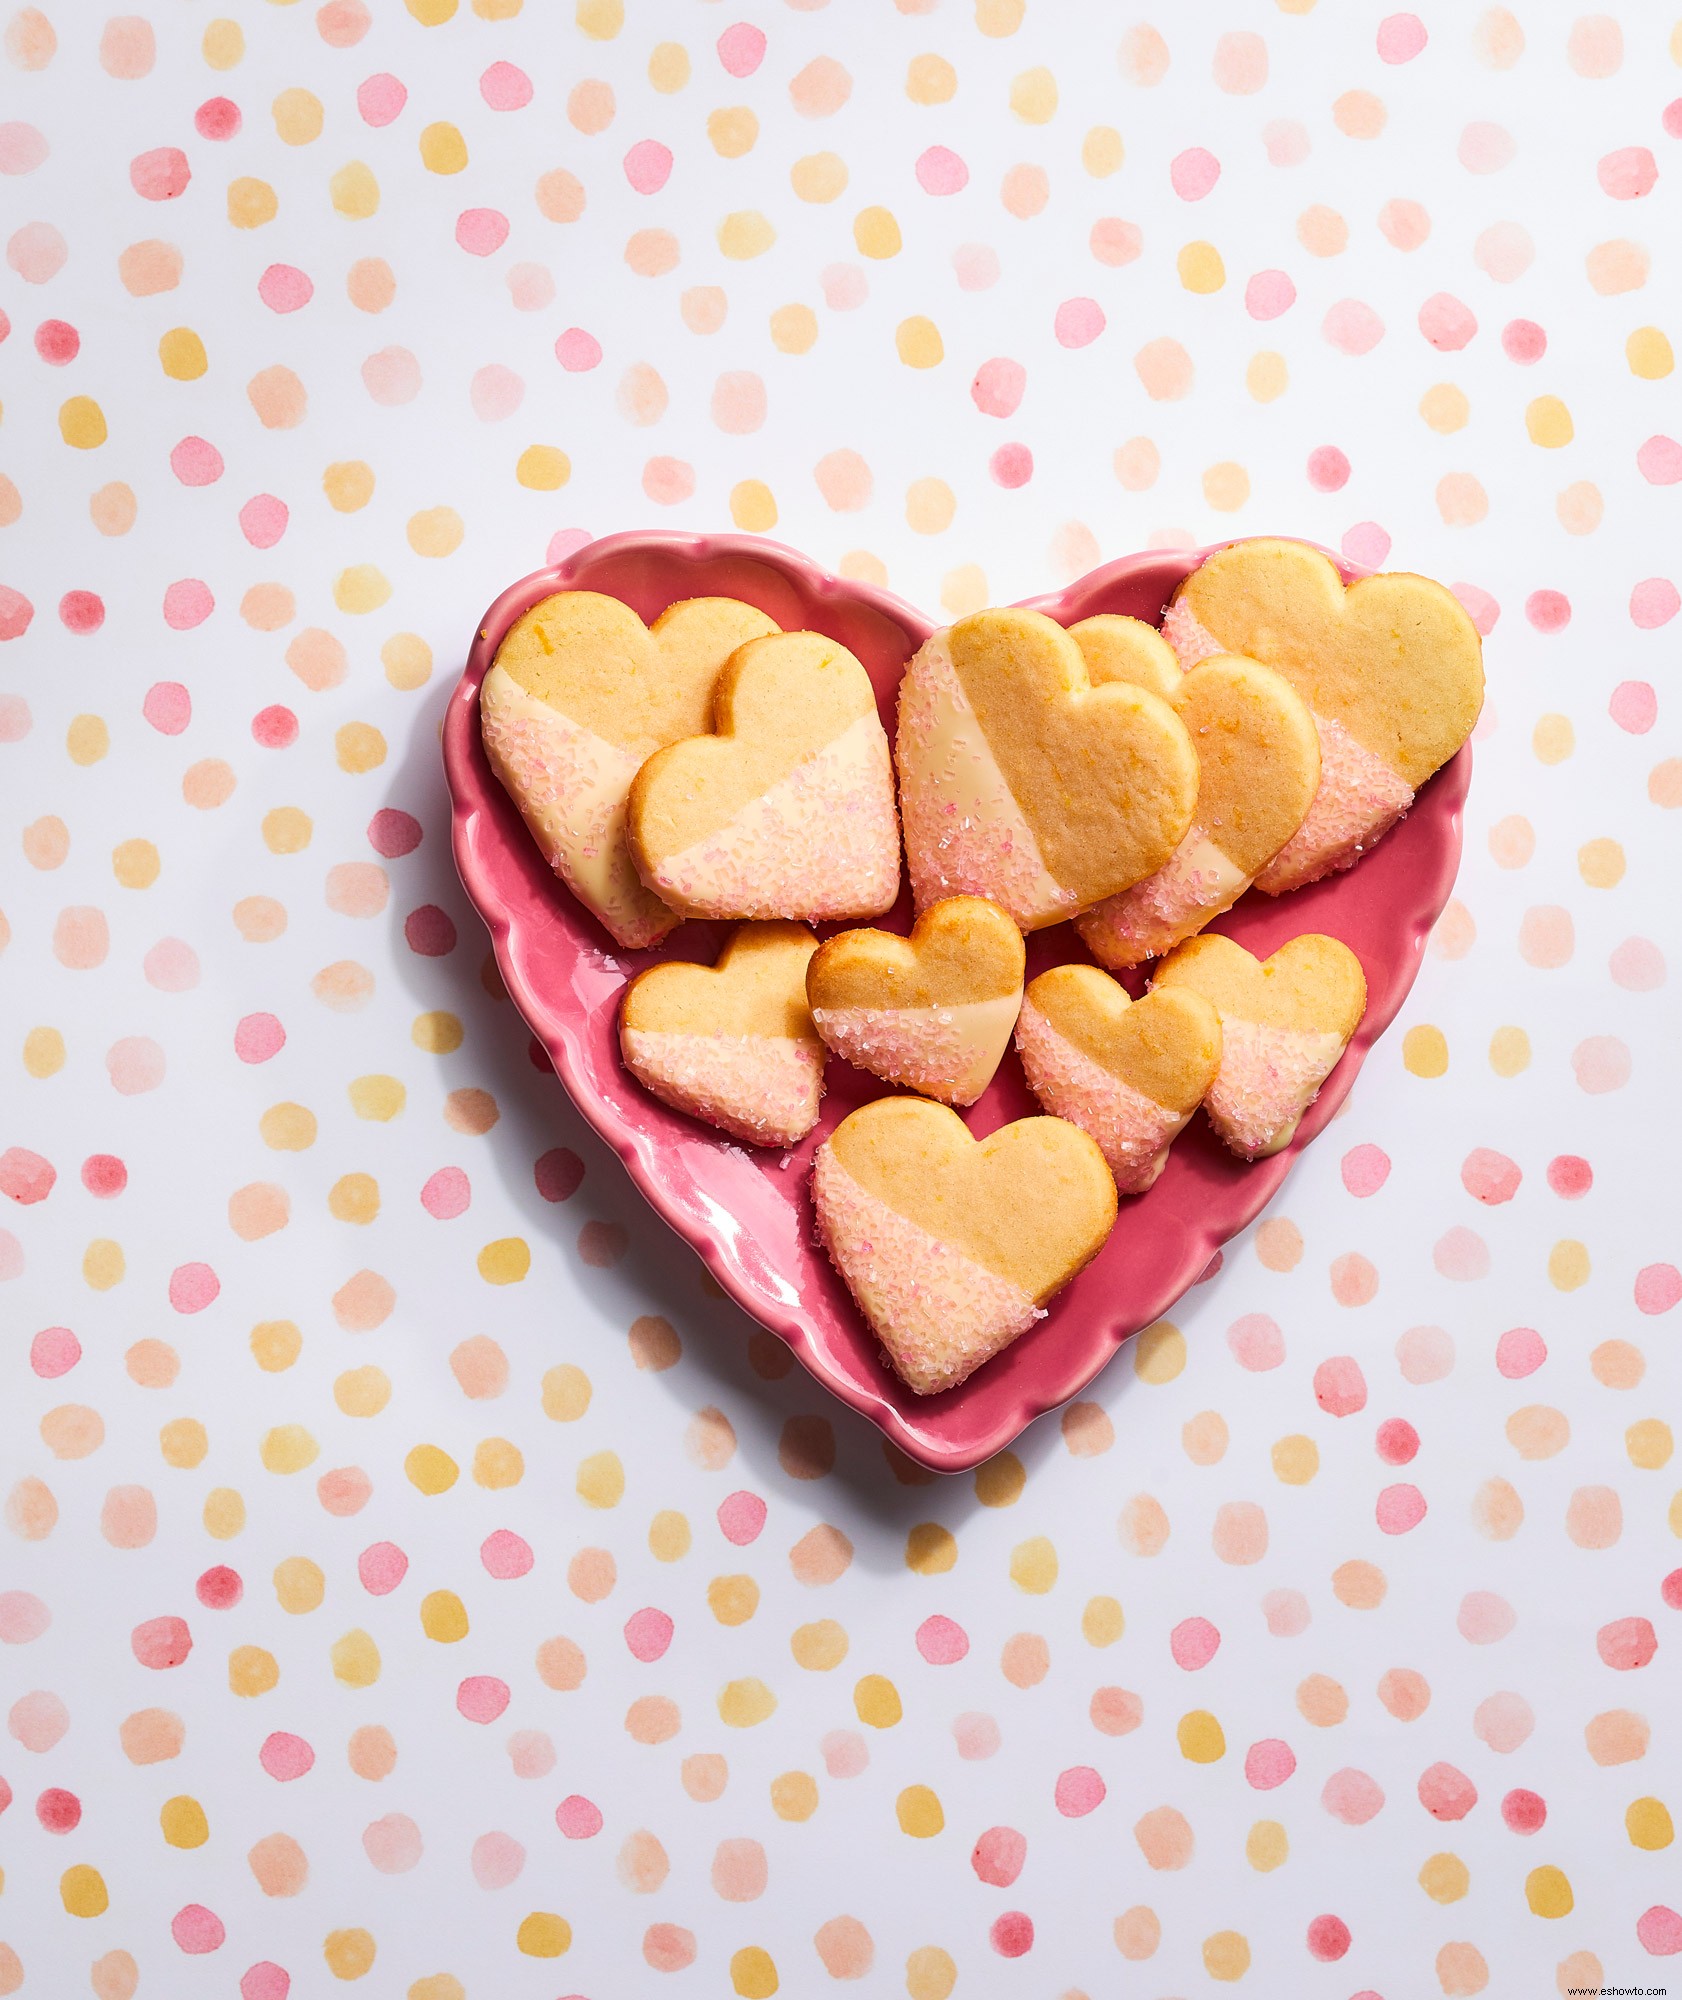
[470,1830,524,1890]
[479,1528,531,1579]
[366,810,421,859]
[1631,578,1680,628]
[81,1154,127,1197]
[1599,146,1658,200]
[1610,681,1657,733]
[471,363,524,422]
[1170,147,1220,199]
[0,1148,55,1204]
[971,1825,1026,1886]
[1611,937,1666,991]
[556,328,602,372]
[1502,1787,1547,1833]
[953,242,1001,290]
[59,590,105,634]
[479,61,532,111]
[357,1542,408,1595]
[252,705,297,748]
[1321,1768,1385,1825]
[1639,436,1682,485]
[34,318,78,363]
[624,1608,674,1662]
[717,1490,766,1545]
[31,1327,80,1378]
[362,346,421,406]
[259,1731,315,1781]
[1265,118,1312,166]
[169,1263,219,1313]
[0,121,47,173]
[1055,1766,1105,1818]
[9,1690,68,1750]
[170,436,224,487]
[989,443,1033,488]
[456,207,510,257]
[8,220,67,284]
[1635,1264,1682,1314]
[556,1794,603,1839]
[1502,318,1546,363]
[1170,1617,1221,1670]
[258,264,313,315]
[1459,122,1515,173]
[131,147,190,202]
[717,23,766,77]
[1376,13,1426,62]
[534,1148,584,1202]
[1245,1738,1297,1789]
[915,1615,969,1665]
[1419,292,1477,351]
[823,1730,869,1777]
[507,1730,553,1779]
[144,939,198,994]
[234,1014,285,1064]
[971,356,1026,418]
[1307,445,1350,491]
[990,1913,1034,1959]
[1054,297,1105,349]
[143,680,192,733]
[317,0,370,49]
[1245,268,1296,320]
[1661,1569,1682,1611]
[1376,1418,1419,1464]
[457,1675,510,1723]
[1418,1762,1477,1819]
[1307,1914,1352,1961]
[1526,590,1571,632]
[1545,1156,1592,1200]
[1667,99,1682,139]
[357,74,407,128]
[420,1166,470,1219]
[1323,299,1385,355]
[623,140,672,195]
[1574,1036,1632,1094]
[133,1614,193,1668]
[1474,1690,1535,1753]
[172,1905,225,1955]
[195,1565,242,1609]
[545,528,591,565]
[1315,1355,1368,1416]
[1461,1148,1520,1204]
[1637,1907,1682,1956]
[0,1591,51,1642]
[1599,1616,1657,1670]
[1453,582,1500,634]
[915,145,969,196]
[1343,522,1392,569]
[1458,1591,1516,1644]
[404,905,456,956]
[1434,1227,1490,1281]
[1228,1314,1285,1370]
[1377,1483,1427,1534]
[35,1786,80,1831]
[1340,1143,1389,1195]
[163,579,213,630]
[195,98,242,141]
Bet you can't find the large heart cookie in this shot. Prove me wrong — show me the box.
[628,631,901,922]
[813,1097,1117,1395]
[1077,654,1321,968]
[1164,539,1483,894]
[895,607,1198,930]
[1152,932,1366,1159]
[481,590,778,948]
[1016,965,1222,1194]
[807,895,1025,1107]
[619,920,824,1147]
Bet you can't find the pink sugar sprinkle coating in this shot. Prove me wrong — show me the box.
[1253,711,1414,893]
[1014,1001,1189,1194]
[1161,598,1226,668]
[812,1147,1043,1395]
[811,995,1017,1107]
[896,631,1073,928]
[1205,1017,1348,1159]
[648,711,901,920]
[620,1027,824,1148]
[1077,825,1246,969]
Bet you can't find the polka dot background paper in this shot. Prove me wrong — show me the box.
[2,1,1680,1995]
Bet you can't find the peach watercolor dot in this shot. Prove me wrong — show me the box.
[1377,1667,1430,1720]
[1321,1768,1385,1825]
[1262,1588,1311,1637]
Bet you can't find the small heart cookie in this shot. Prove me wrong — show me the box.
[896,607,1198,931]
[628,631,901,922]
[481,590,778,948]
[1151,932,1366,1160]
[807,896,1025,1107]
[1076,654,1321,969]
[813,1097,1116,1394]
[1163,539,1483,894]
[619,920,825,1147]
[1016,965,1223,1194]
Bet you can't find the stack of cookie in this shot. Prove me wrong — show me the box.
[482,539,1483,1396]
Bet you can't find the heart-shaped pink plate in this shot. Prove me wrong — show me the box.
[443,532,1469,1472]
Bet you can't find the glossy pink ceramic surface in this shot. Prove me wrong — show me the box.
[443,532,1469,1472]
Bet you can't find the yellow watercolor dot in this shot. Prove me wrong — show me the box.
[1628,326,1674,379]
[718,210,775,260]
[854,206,902,258]
[229,1643,280,1696]
[384,633,432,690]
[907,54,957,105]
[896,316,944,369]
[1627,1420,1673,1470]
[1246,1819,1288,1871]
[1272,1434,1320,1484]
[478,1237,530,1285]
[791,1619,849,1671]
[1419,1850,1470,1902]
[577,1450,624,1508]
[1203,461,1250,511]
[1490,1026,1532,1077]
[331,161,379,219]
[1247,351,1288,402]
[906,1948,957,2000]
[228,176,279,228]
[260,1424,319,1475]
[1084,125,1124,175]
[406,507,462,558]
[1083,1595,1124,1645]
[413,1011,463,1053]
[331,1628,380,1687]
[1178,1710,1226,1762]
[334,1366,390,1418]
[541,1364,592,1422]
[347,1074,404,1122]
[905,1524,957,1574]
[1403,1024,1448,1078]
[24,1027,66,1077]
[790,151,848,203]
[60,1865,109,1918]
[110,838,159,889]
[975,1452,1025,1506]
[730,1948,779,2000]
[273,86,324,145]
[730,479,777,531]
[1526,396,1574,447]
[420,122,467,174]
[1203,1931,1251,1982]
[516,1911,571,1958]
[1134,1320,1185,1383]
[405,1445,459,1495]
[204,19,244,67]
[577,0,621,33]
[1533,713,1574,763]
[329,1174,380,1225]
[708,105,758,158]
[649,42,689,92]
[977,0,1025,31]
[258,1102,314,1152]
[251,1320,302,1371]
[1178,241,1226,292]
[333,565,390,614]
[159,327,208,380]
[517,445,571,491]
[406,0,456,19]
[1420,383,1470,433]
[204,1487,245,1538]
[473,1437,523,1489]
[68,714,108,764]
[897,1784,944,1836]
[59,396,108,449]
[262,806,312,855]
[649,1510,691,1561]
[323,1928,376,1980]
[1525,1865,1573,1918]
[1010,65,1057,122]
[1627,1797,1674,1849]
[719,1678,777,1728]
[854,1674,902,1727]
[84,1238,125,1289]
[1578,837,1625,887]
[1009,1535,1058,1593]
[709,1574,761,1625]
[421,1589,469,1643]
[1547,1239,1590,1291]
[770,303,818,354]
[274,1556,325,1614]
[906,478,955,535]
[323,460,375,511]
[160,1795,209,1847]
[160,1417,208,1469]
[771,1771,818,1821]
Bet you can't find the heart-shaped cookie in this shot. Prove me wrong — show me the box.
[1016,965,1222,1194]
[628,631,901,922]
[896,607,1198,930]
[1151,932,1366,1159]
[813,1097,1117,1395]
[1076,654,1321,969]
[807,895,1025,1107]
[1163,539,1483,894]
[619,920,825,1147]
[481,590,778,948]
